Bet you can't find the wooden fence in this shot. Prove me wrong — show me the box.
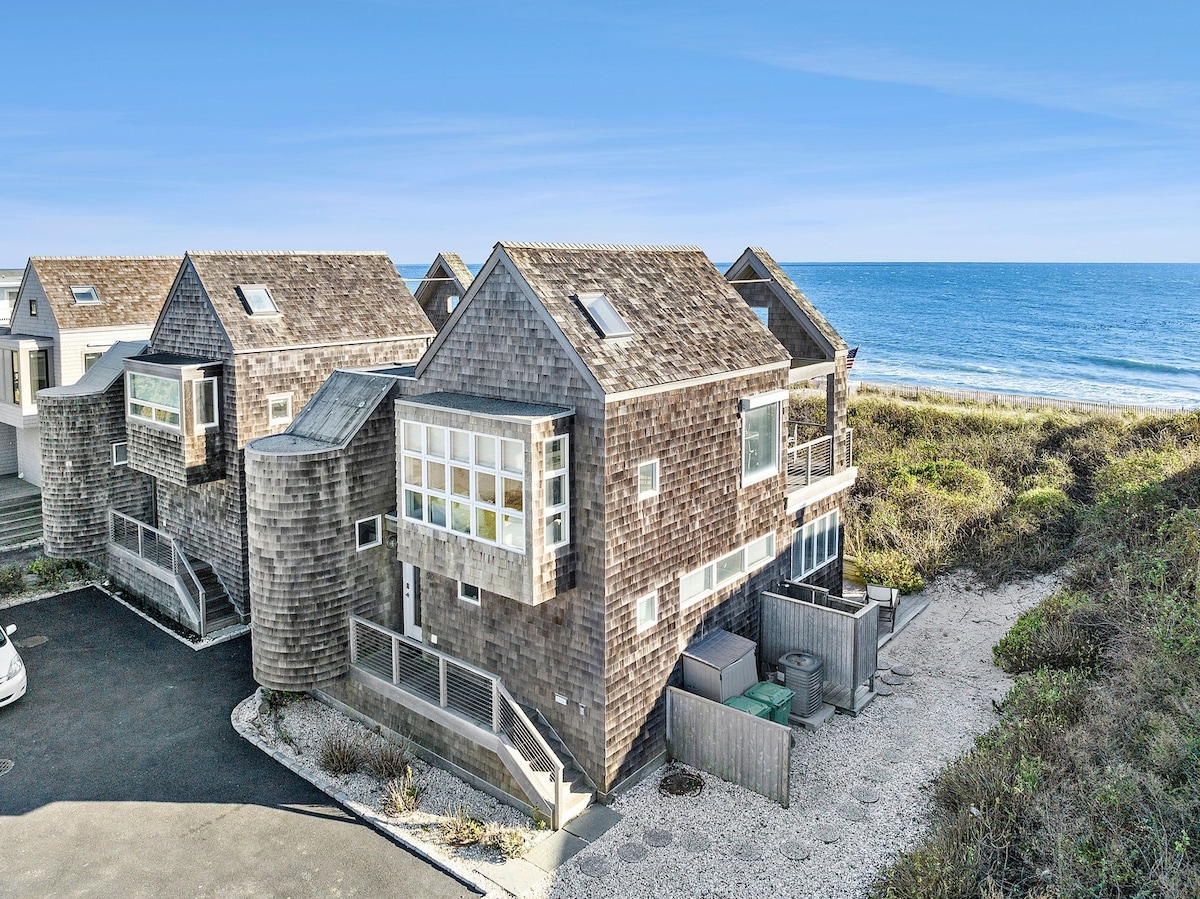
[849,380,1192,416]
[665,687,791,807]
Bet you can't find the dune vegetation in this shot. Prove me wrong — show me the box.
[799,392,1200,898]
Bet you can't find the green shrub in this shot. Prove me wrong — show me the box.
[993,590,1103,674]
[440,806,486,847]
[481,824,526,858]
[0,564,24,597]
[379,768,423,816]
[854,548,924,594]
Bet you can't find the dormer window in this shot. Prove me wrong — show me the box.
[577,291,632,339]
[71,286,101,305]
[236,285,278,316]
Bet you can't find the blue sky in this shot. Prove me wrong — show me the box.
[4,1,1198,262]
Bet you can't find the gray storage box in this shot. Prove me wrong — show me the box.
[682,630,759,703]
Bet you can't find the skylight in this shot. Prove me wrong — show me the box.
[577,291,632,339]
[71,286,100,305]
[236,285,278,316]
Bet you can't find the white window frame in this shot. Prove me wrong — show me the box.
[355,515,382,551]
[792,509,840,579]
[194,377,219,431]
[82,350,105,372]
[111,442,128,467]
[401,421,526,553]
[446,294,460,314]
[127,372,182,431]
[236,284,278,316]
[637,459,659,500]
[71,286,101,305]
[741,391,787,486]
[636,591,658,632]
[680,532,777,608]
[544,435,570,550]
[267,392,293,426]
[458,581,481,606]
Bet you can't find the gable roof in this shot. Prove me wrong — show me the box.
[27,256,180,330]
[184,251,435,353]
[415,253,473,298]
[725,248,847,355]
[437,242,789,395]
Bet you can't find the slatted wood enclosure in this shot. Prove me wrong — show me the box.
[665,686,791,807]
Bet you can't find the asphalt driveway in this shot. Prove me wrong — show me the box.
[0,587,475,898]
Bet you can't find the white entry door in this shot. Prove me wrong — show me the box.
[402,562,422,641]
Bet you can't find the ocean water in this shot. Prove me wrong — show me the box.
[398,262,1200,410]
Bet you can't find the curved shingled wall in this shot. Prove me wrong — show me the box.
[39,383,153,564]
[246,436,354,690]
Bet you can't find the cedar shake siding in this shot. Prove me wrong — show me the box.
[413,253,473,333]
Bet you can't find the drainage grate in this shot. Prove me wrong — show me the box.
[0,759,13,777]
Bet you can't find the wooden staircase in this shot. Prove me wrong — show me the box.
[0,492,42,548]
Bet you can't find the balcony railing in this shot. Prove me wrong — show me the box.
[109,509,210,635]
[786,428,853,490]
[349,614,566,825]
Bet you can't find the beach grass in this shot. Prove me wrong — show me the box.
[847,393,1200,898]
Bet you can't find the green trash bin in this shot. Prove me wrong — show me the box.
[743,681,796,725]
[723,695,771,719]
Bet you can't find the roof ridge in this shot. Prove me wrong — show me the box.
[185,250,392,257]
[30,255,180,262]
[499,241,704,253]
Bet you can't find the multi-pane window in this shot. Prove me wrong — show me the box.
[32,350,49,393]
[636,591,658,631]
[194,378,218,430]
[544,436,569,549]
[402,422,525,552]
[792,510,839,579]
[680,533,776,607]
[637,460,659,499]
[742,396,782,483]
[128,373,181,428]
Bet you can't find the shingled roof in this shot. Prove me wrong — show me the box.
[482,242,791,395]
[726,248,847,354]
[185,252,435,353]
[27,256,180,330]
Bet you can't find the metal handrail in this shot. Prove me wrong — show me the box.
[349,614,566,826]
[785,428,854,488]
[109,509,209,636]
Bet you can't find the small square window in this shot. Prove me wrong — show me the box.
[355,515,382,551]
[458,581,481,605]
[112,442,128,467]
[267,393,292,426]
[637,460,659,499]
[636,591,658,631]
[71,286,101,305]
[236,285,277,316]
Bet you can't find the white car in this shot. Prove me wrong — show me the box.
[0,623,26,707]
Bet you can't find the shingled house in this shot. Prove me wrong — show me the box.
[243,242,856,827]
[1,256,179,487]
[411,252,474,333]
[40,251,435,636]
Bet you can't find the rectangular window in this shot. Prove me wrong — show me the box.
[83,351,104,372]
[792,510,839,579]
[111,442,128,467]
[267,393,293,426]
[194,378,218,430]
[458,581,481,606]
[356,515,382,551]
[128,372,181,428]
[636,591,658,632]
[446,294,460,313]
[236,285,277,315]
[28,295,36,316]
[10,351,19,404]
[742,394,783,484]
[401,422,525,553]
[33,350,49,393]
[544,435,570,550]
[71,286,100,305]
[577,291,633,338]
[637,459,659,499]
[680,532,778,608]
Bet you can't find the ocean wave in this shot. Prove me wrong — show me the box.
[1077,355,1200,378]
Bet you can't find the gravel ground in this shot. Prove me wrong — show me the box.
[232,689,549,888]
[535,570,1060,899]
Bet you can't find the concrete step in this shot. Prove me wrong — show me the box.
[0,521,43,546]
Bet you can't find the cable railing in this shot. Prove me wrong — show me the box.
[349,614,566,825]
[108,509,210,635]
[785,428,853,489]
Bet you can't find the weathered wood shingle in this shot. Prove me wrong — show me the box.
[27,256,180,330]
